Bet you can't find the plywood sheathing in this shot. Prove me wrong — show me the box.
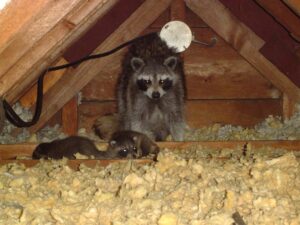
[27,0,173,133]
[0,0,118,103]
[185,0,300,103]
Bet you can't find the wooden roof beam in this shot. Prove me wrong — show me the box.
[256,0,300,42]
[283,0,300,17]
[185,0,300,102]
[28,0,173,133]
[1,0,118,103]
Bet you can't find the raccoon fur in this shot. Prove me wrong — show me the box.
[93,113,119,140]
[32,131,159,160]
[108,130,159,160]
[117,33,186,141]
[32,136,105,160]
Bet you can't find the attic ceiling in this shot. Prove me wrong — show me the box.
[0,0,300,132]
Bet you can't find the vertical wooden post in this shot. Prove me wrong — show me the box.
[62,95,78,135]
[170,0,186,21]
[283,93,296,120]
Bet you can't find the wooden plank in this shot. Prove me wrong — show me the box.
[27,0,173,133]
[185,0,300,102]
[0,0,51,53]
[256,0,300,41]
[283,93,296,120]
[186,99,282,127]
[1,140,300,166]
[260,36,300,86]
[218,0,300,86]
[78,99,282,131]
[62,96,78,135]
[19,58,69,108]
[283,0,300,16]
[2,0,118,103]
[170,0,186,21]
[82,27,281,101]
[64,0,144,62]
[149,9,170,28]
[0,0,83,79]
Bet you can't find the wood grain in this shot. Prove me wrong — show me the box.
[1,140,300,168]
[27,0,173,133]
[256,0,300,41]
[77,99,282,131]
[62,96,78,135]
[19,58,69,107]
[0,0,83,79]
[0,0,52,53]
[185,0,300,102]
[283,0,300,16]
[2,0,118,103]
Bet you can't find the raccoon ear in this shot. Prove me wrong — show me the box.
[164,56,177,70]
[131,57,145,71]
[110,140,117,146]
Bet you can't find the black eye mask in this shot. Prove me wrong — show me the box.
[118,148,129,157]
[137,79,151,91]
[161,78,173,91]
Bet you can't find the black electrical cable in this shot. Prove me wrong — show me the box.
[2,32,157,127]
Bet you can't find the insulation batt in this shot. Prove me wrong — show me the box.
[1,149,300,225]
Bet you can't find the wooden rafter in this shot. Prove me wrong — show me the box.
[28,0,173,133]
[256,0,300,42]
[185,0,300,102]
[283,0,300,16]
[1,0,119,103]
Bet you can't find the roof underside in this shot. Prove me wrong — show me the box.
[0,0,299,131]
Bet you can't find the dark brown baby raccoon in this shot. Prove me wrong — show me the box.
[32,131,159,160]
[32,136,106,160]
[107,130,160,159]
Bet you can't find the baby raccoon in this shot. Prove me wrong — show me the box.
[108,130,159,159]
[117,33,186,141]
[32,136,105,160]
[32,131,159,160]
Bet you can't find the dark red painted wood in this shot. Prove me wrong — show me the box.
[261,36,300,85]
[64,0,144,62]
[218,0,300,87]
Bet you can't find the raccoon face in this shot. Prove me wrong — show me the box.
[131,56,178,99]
[108,139,138,158]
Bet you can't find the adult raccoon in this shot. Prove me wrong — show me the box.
[117,33,186,141]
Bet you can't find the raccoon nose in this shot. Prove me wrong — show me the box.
[152,91,160,99]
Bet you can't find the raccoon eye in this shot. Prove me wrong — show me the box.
[118,148,128,157]
[159,79,164,85]
[162,79,173,91]
[145,79,151,84]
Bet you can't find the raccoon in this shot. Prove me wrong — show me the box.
[93,113,119,140]
[32,131,159,160]
[117,33,186,141]
[32,136,106,160]
[107,130,159,159]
